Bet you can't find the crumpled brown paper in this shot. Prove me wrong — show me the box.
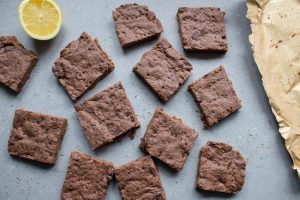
[247,0,300,178]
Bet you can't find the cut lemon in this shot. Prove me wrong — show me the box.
[18,0,62,40]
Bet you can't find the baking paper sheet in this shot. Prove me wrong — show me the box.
[247,0,300,178]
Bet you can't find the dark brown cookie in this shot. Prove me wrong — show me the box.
[196,141,246,193]
[133,38,192,102]
[140,108,198,171]
[188,66,241,128]
[53,32,114,101]
[61,152,114,200]
[8,109,67,165]
[115,156,166,200]
[177,7,228,52]
[112,3,163,48]
[0,36,38,92]
[75,81,140,150]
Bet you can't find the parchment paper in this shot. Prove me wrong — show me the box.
[247,0,300,178]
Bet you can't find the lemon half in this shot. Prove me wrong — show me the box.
[18,0,62,40]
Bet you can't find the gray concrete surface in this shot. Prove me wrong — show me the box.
[0,0,300,199]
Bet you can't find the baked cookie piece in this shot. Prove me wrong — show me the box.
[8,109,67,165]
[112,3,163,48]
[177,7,228,52]
[133,38,192,102]
[196,141,246,193]
[115,156,166,200]
[0,36,38,92]
[140,108,198,171]
[61,152,114,200]
[53,32,114,101]
[75,82,140,150]
[188,66,241,128]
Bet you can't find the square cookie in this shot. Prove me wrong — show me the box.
[188,66,241,128]
[0,36,38,92]
[133,38,193,102]
[177,7,228,52]
[196,141,246,193]
[53,32,114,101]
[115,156,166,200]
[75,81,140,150]
[112,3,163,48]
[8,109,67,165]
[140,108,198,171]
[62,152,114,200]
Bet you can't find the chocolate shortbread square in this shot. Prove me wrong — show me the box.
[188,66,241,128]
[53,32,114,101]
[8,109,67,165]
[0,36,38,92]
[196,141,246,193]
[133,38,192,102]
[61,152,114,200]
[75,82,140,150]
[113,4,163,48]
[177,7,228,52]
[140,108,198,171]
[115,156,166,200]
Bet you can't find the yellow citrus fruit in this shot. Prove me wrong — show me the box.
[18,0,62,40]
